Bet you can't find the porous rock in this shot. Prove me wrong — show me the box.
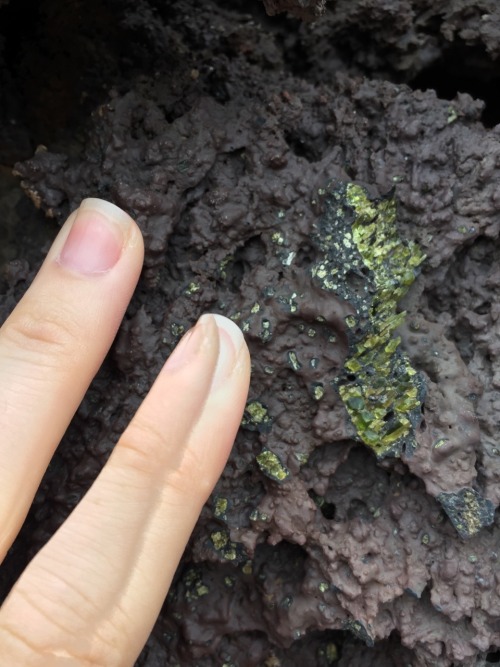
[3,0,500,665]
[292,0,500,84]
[261,0,326,20]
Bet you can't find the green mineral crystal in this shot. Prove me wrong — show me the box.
[438,487,495,538]
[256,448,290,482]
[241,400,273,433]
[312,182,426,457]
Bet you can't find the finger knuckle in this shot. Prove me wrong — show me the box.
[0,623,40,662]
[0,609,121,667]
[117,419,168,476]
[2,307,79,367]
[0,623,108,666]
[117,423,215,501]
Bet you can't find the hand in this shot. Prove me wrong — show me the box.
[0,199,251,665]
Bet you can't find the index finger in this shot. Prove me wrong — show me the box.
[0,199,144,561]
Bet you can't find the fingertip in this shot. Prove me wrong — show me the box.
[200,313,250,391]
[201,313,245,347]
[46,198,144,277]
[80,197,134,225]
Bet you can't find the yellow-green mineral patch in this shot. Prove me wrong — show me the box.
[312,383,325,401]
[210,530,246,562]
[256,448,290,482]
[242,400,273,433]
[183,567,210,602]
[438,487,495,538]
[344,619,374,647]
[184,281,200,295]
[287,350,301,371]
[211,530,228,550]
[213,496,228,520]
[312,181,426,457]
[242,560,253,575]
[326,643,339,663]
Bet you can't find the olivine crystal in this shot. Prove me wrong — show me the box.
[312,182,426,457]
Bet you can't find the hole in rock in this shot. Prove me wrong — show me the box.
[254,540,308,584]
[308,489,336,520]
[409,43,500,128]
[295,243,315,268]
[284,129,325,163]
[1,0,126,151]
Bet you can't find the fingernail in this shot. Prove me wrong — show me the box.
[58,198,132,275]
[163,314,245,383]
[205,313,245,390]
[163,320,206,372]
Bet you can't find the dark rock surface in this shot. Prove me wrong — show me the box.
[262,0,326,20]
[2,0,500,665]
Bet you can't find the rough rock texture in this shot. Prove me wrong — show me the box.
[3,0,500,666]
[262,0,326,20]
[281,0,500,127]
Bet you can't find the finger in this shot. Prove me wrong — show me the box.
[0,199,144,561]
[0,314,250,666]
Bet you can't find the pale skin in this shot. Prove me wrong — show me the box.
[0,198,251,665]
